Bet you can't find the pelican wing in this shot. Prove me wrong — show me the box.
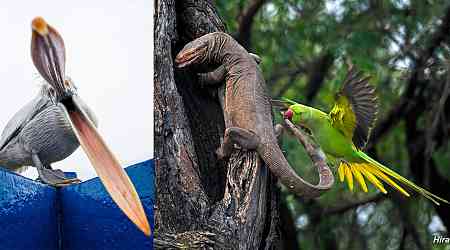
[0,95,49,150]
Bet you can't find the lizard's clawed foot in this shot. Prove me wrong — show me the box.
[225,127,260,150]
[249,53,262,64]
[274,124,284,139]
[215,147,226,160]
[36,168,81,187]
[216,127,261,160]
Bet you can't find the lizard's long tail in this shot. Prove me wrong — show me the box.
[338,151,449,205]
[258,142,334,199]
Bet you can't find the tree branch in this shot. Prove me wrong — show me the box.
[279,197,300,250]
[268,64,306,87]
[397,203,425,250]
[154,231,217,249]
[370,5,450,145]
[282,119,334,197]
[321,194,385,216]
[156,1,282,248]
[269,52,333,101]
[305,52,334,103]
[236,0,268,50]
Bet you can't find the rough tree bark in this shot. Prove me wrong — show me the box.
[154,0,282,249]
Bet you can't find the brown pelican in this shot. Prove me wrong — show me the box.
[0,17,150,236]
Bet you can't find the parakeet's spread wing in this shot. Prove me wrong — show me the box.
[329,67,378,149]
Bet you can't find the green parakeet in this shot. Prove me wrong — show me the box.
[281,67,448,205]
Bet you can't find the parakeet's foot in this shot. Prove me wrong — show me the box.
[36,168,81,187]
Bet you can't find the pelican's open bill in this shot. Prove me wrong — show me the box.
[29,17,150,236]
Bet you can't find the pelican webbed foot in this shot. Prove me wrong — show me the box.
[33,154,81,187]
[36,167,81,187]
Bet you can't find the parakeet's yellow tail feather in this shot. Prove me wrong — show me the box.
[352,151,449,205]
[338,162,391,194]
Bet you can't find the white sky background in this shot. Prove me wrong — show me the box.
[0,1,153,180]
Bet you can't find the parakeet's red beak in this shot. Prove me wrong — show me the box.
[284,109,294,120]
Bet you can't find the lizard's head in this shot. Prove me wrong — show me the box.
[175,35,210,68]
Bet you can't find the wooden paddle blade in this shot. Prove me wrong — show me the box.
[66,105,150,236]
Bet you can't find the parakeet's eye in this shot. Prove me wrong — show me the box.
[284,108,294,120]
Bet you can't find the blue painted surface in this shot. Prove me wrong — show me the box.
[61,160,155,250]
[0,168,58,250]
[63,172,78,179]
[0,160,154,250]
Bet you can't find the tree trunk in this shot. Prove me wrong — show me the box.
[154,0,282,249]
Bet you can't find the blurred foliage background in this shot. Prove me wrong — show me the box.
[216,0,450,249]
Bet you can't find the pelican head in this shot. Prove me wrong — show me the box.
[30,17,150,236]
